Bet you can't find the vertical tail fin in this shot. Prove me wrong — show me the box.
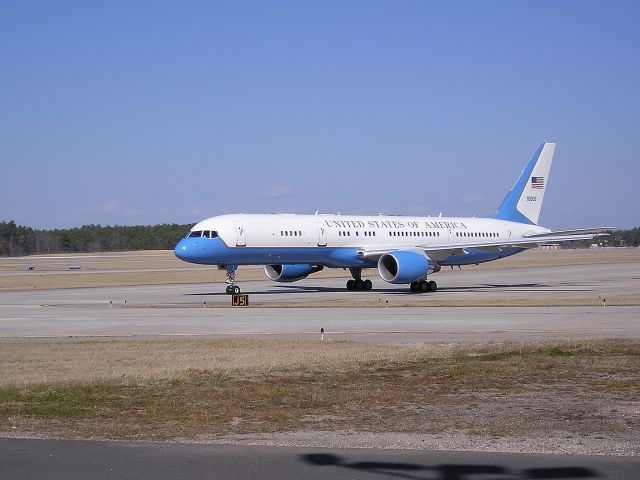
[493,143,555,225]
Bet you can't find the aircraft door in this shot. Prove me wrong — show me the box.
[234,222,246,247]
[315,222,327,247]
[503,223,512,240]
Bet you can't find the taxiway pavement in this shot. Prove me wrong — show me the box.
[0,262,638,344]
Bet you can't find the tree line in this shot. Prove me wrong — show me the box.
[0,220,638,257]
[0,221,193,256]
[599,228,640,247]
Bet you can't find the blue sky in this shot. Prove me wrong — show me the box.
[1,1,638,229]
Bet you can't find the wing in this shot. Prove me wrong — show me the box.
[358,227,614,263]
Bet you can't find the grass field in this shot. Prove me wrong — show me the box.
[1,339,638,442]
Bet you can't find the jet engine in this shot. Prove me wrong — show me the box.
[264,264,323,282]
[377,251,431,284]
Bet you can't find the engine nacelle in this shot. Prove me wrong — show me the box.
[265,264,320,283]
[378,251,430,284]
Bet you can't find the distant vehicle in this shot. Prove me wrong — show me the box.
[175,143,612,295]
[27,265,35,271]
[68,265,81,270]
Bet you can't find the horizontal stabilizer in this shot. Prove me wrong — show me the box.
[522,227,615,238]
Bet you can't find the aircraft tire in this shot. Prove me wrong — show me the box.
[346,279,355,290]
[232,285,241,295]
[225,285,233,295]
[428,280,437,292]
[420,281,429,293]
[410,282,418,293]
[355,279,364,291]
[363,279,372,291]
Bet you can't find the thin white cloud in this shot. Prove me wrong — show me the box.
[265,186,299,199]
[78,201,141,216]
[459,195,485,204]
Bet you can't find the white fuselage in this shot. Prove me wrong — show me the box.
[190,214,547,249]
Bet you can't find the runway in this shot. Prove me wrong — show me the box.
[2,438,638,480]
[1,261,638,344]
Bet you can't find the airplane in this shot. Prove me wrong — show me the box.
[174,143,610,294]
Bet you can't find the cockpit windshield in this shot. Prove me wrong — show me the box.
[187,230,218,239]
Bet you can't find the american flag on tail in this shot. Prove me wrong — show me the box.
[531,176,545,189]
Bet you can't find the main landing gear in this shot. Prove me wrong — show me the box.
[223,265,241,295]
[410,280,437,293]
[346,267,373,291]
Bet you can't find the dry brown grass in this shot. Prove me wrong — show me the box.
[1,339,638,441]
[0,339,448,387]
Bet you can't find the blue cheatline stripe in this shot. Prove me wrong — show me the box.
[492,144,544,225]
[176,238,525,271]
[175,237,376,268]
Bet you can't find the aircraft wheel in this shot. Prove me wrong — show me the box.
[347,279,355,291]
[225,285,233,295]
[232,285,241,295]
[428,280,437,292]
[420,281,429,293]
[355,279,364,291]
[363,279,372,291]
[410,282,418,293]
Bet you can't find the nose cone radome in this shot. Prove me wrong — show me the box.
[174,238,199,262]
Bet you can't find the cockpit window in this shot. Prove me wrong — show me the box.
[187,230,218,239]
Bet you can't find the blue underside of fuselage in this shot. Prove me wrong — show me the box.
[175,237,375,267]
[175,238,524,270]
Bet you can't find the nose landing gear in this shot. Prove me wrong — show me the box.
[223,265,241,295]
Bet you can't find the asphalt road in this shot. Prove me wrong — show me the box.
[2,438,638,480]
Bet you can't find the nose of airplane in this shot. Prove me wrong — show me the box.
[175,237,226,264]
[174,238,200,262]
